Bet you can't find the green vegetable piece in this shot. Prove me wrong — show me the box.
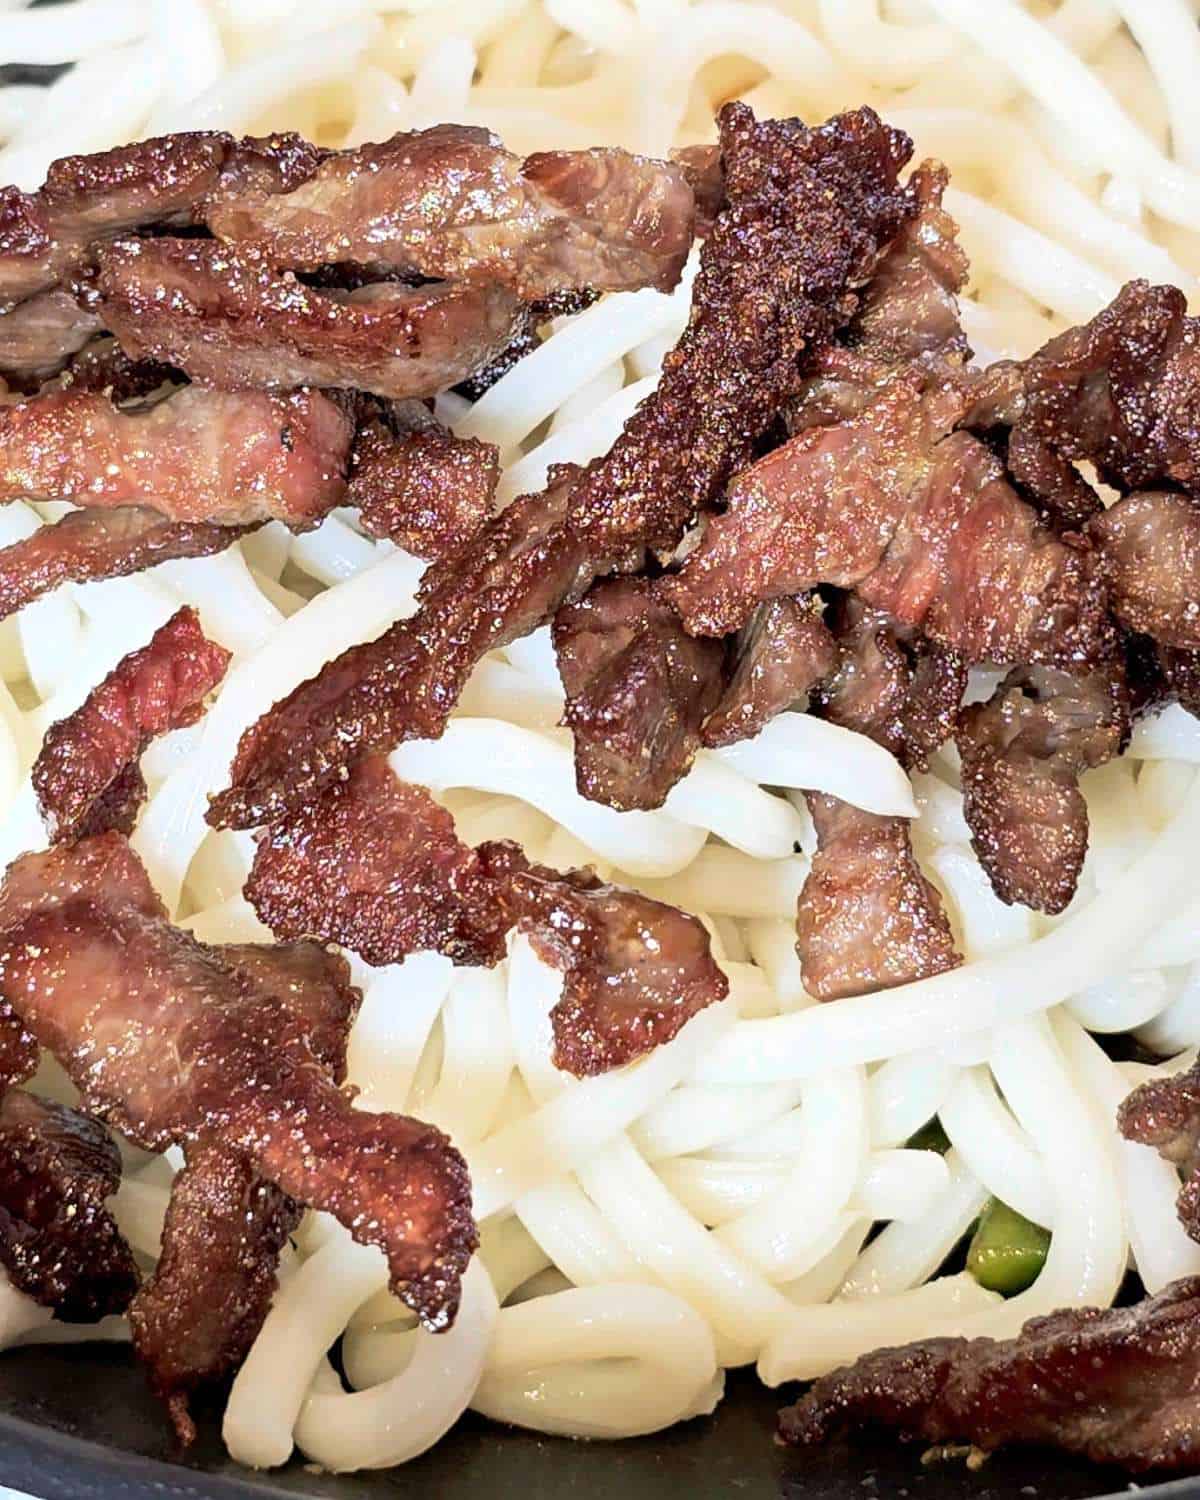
[967,1198,1050,1295]
[906,1118,951,1155]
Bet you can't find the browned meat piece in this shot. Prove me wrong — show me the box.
[208,123,696,299]
[129,941,357,1445]
[780,1278,1200,1474]
[1120,1055,1200,1240]
[0,130,320,311]
[246,755,726,1076]
[797,603,962,1000]
[129,1145,300,1446]
[702,594,836,748]
[957,665,1129,915]
[1001,419,1104,532]
[33,606,230,843]
[798,796,962,1000]
[0,384,353,526]
[670,143,723,234]
[0,834,475,1329]
[69,761,147,841]
[666,375,1111,668]
[349,417,498,560]
[245,755,509,969]
[0,505,253,623]
[553,575,729,810]
[95,237,526,400]
[0,1088,138,1323]
[480,841,729,1076]
[0,1013,36,1094]
[59,338,175,402]
[1089,489,1200,649]
[968,280,1200,498]
[0,289,101,386]
[1164,646,1200,717]
[209,104,915,830]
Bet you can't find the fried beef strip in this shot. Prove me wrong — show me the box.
[0,1088,138,1323]
[0,129,320,312]
[0,505,254,624]
[246,755,510,969]
[0,834,475,1329]
[348,409,499,560]
[207,124,696,299]
[967,279,1200,498]
[58,338,176,402]
[796,602,962,1000]
[701,593,836,749]
[129,940,358,1444]
[779,1278,1200,1474]
[666,372,1110,667]
[94,237,526,400]
[246,755,728,1075]
[956,664,1129,915]
[33,605,230,843]
[0,289,101,386]
[0,384,353,526]
[210,104,916,830]
[1088,489,1200,650]
[553,575,729,810]
[1120,1055,1200,1243]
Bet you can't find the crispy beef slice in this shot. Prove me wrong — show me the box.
[702,593,836,748]
[247,756,727,1076]
[1120,1056,1200,1242]
[33,605,230,843]
[779,1278,1200,1474]
[0,129,319,311]
[968,279,1200,497]
[957,665,1129,915]
[0,1088,137,1322]
[479,841,730,1076]
[0,384,353,526]
[209,104,915,830]
[1089,489,1200,650]
[129,941,356,1444]
[0,505,254,623]
[553,575,729,810]
[797,604,962,1000]
[0,835,475,1329]
[667,376,1111,668]
[0,289,101,386]
[670,144,724,236]
[95,237,525,400]
[245,754,509,968]
[129,1145,300,1447]
[207,124,695,298]
[349,418,498,560]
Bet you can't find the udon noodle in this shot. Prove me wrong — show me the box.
[0,0,1198,1472]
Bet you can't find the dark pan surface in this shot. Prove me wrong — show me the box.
[0,1343,1194,1500]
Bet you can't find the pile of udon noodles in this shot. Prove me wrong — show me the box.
[1,0,1200,1475]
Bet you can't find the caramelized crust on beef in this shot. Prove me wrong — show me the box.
[0,384,353,527]
[780,1278,1200,1474]
[349,417,498,560]
[796,603,962,1000]
[95,237,526,400]
[0,1088,138,1323]
[1120,1056,1200,1243]
[554,575,729,809]
[1089,489,1200,650]
[0,835,475,1330]
[210,104,915,830]
[702,594,836,748]
[33,606,230,843]
[968,279,1200,497]
[0,505,254,624]
[480,841,729,1075]
[245,755,509,969]
[207,124,696,299]
[957,664,1129,914]
[247,756,726,1075]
